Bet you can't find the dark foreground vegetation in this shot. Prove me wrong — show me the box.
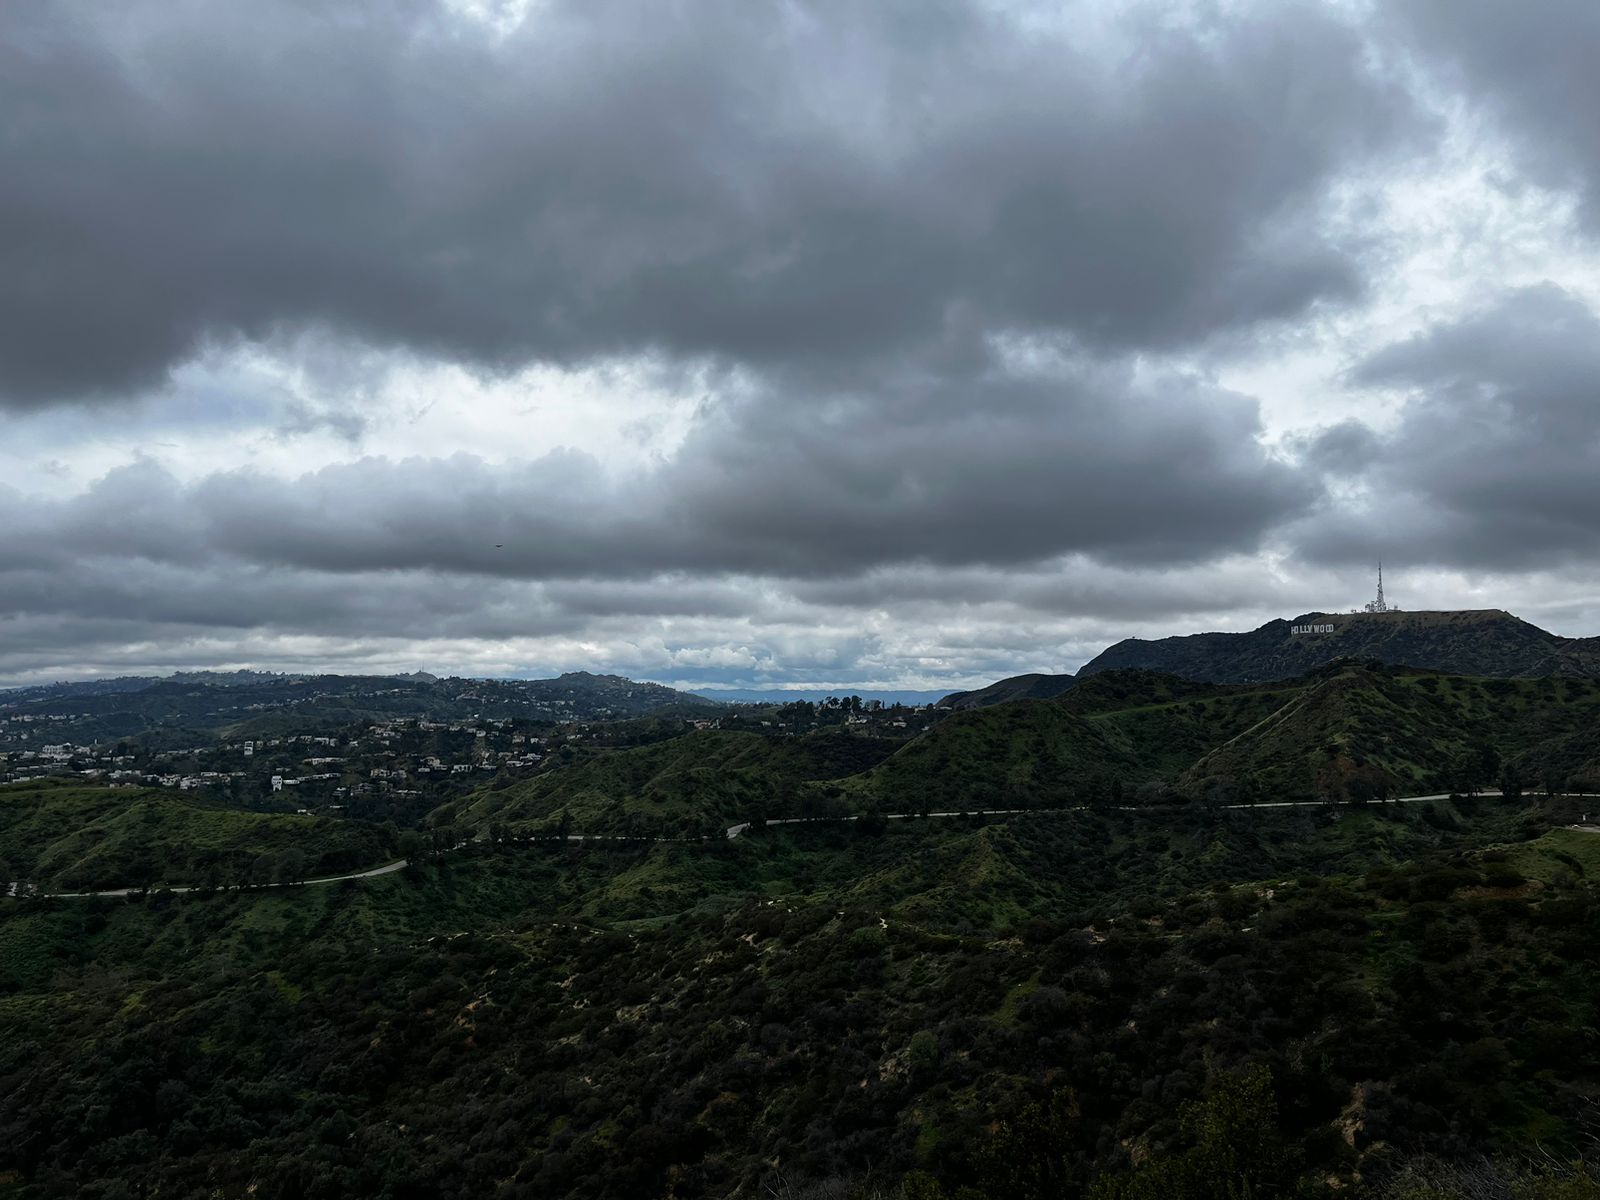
[4,794,1600,1198]
[6,660,1600,1198]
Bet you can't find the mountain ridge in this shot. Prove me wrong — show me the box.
[1080,607,1600,683]
[942,608,1600,708]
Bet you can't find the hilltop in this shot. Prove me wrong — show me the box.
[939,672,1077,710]
[1079,607,1600,684]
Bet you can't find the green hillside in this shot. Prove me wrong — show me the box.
[449,664,1600,836]
[838,701,1142,810]
[830,797,1554,930]
[1067,673,1303,777]
[845,670,1347,810]
[5,679,1598,1197]
[1182,666,1600,801]
[0,779,396,891]
[939,671,1078,710]
[855,663,1600,813]
[4,794,1596,1198]
[456,726,902,836]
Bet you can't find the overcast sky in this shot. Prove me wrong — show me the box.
[4,0,1600,691]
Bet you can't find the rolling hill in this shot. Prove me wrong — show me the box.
[939,672,1078,710]
[0,779,397,891]
[1179,665,1600,801]
[453,662,1600,833]
[455,726,904,835]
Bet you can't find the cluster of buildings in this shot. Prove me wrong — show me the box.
[0,715,551,805]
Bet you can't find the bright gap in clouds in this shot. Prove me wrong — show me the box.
[0,348,706,497]
[1222,107,1600,447]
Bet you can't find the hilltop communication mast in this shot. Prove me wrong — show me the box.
[1363,562,1392,613]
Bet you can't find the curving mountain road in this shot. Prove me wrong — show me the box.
[10,792,1598,900]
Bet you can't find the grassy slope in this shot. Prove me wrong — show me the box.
[821,797,1556,931]
[0,780,395,891]
[457,727,902,834]
[0,797,1562,991]
[450,666,1600,837]
[840,674,1302,808]
[836,702,1136,809]
[1182,668,1600,799]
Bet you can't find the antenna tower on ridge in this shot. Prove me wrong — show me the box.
[1364,562,1391,613]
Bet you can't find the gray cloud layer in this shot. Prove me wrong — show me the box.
[1299,284,1600,570]
[0,358,1304,591]
[5,0,1600,684]
[1395,1,1600,226]
[1,0,1415,405]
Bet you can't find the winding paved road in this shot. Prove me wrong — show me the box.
[10,792,1598,900]
[22,858,412,899]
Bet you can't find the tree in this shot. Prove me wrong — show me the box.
[972,1090,1079,1199]
[1345,764,1391,807]
[248,853,275,887]
[274,849,307,886]
[1458,743,1501,795]
[1088,1066,1298,1200]
[1498,760,1524,801]
[1237,775,1264,808]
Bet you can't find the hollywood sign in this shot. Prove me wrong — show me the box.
[1291,623,1336,635]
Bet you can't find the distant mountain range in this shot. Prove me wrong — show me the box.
[705,688,951,706]
[942,608,1600,708]
[0,669,718,746]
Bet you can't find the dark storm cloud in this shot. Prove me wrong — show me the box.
[666,365,1314,572]
[0,0,1419,406]
[1297,420,1381,478]
[1393,1,1600,225]
[787,560,1298,622]
[1296,284,1600,568]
